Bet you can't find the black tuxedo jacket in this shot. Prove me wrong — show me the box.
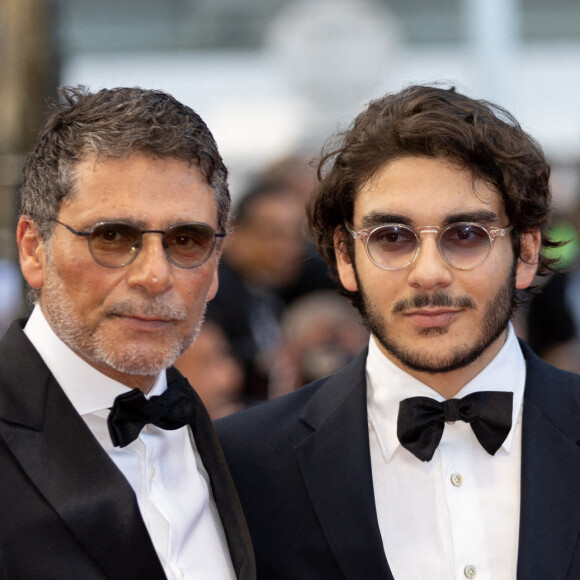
[216,341,580,579]
[0,320,255,580]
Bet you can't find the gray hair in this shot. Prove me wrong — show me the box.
[20,85,230,237]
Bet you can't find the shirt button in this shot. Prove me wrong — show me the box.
[151,466,156,478]
[464,564,477,578]
[450,473,463,487]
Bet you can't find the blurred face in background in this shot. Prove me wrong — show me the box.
[225,192,306,288]
[175,320,244,419]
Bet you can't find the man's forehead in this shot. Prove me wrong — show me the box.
[358,156,497,190]
[73,152,201,176]
[59,153,217,224]
[354,156,506,224]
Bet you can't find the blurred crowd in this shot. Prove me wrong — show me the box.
[517,210,580,374]
[175,154,370,417]
[0,260,22,337]
[2,153,580,419]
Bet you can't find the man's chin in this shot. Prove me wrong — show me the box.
[88,344,184,378]
[383,336,499,375]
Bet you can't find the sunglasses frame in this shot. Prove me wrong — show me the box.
[51,218,226,269]
[345,221,513,271]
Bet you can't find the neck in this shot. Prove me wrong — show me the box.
[77,353,158,393]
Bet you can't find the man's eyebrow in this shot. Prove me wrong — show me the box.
[359,213,412,228]
[86,218,149,228]
[358,209,500,229]
[441,210,499,226]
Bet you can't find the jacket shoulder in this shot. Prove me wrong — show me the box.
[215,349,369,463]
[520,339,580,438]
[215,376,328,443]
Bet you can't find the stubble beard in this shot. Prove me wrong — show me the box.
[41,257,202,377]
[355,263,517,375]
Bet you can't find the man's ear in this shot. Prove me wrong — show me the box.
[17,217,46,290]
[515,229,542,290]
[334,227,359,292]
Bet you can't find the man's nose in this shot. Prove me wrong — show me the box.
[406,232,453,290]
[125,233,173,293]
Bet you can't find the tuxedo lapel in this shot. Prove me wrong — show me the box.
[517,342,580,579]
[294,352,393,580]
[0,321,166,580]
[169,367,255,580]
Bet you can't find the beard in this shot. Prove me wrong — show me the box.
[41,256,202,377]
[355,262,517,374]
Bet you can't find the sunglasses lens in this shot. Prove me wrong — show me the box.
[368,225,417,269]
[164,224,216,268]
[440,224,491,268]
[85,222,218,268]
[89,223,141,267]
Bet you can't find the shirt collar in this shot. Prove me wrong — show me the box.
[366,322,526,463]
[24,304,166,416]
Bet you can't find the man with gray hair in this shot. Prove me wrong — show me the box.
[0,86,254,580]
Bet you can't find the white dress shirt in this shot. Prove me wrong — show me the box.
[367,323,525,580]
[24,305,236,580]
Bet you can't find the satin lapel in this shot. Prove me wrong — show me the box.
[168,367,255,580]
[517,342,580,579]
[0,321,165,580]
[294,351,393,580]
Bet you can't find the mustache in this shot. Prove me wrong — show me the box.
[392,291,476,314]
[107,300,187,321]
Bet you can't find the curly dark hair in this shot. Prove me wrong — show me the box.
[307,84,558,305]
[20,85,230,236]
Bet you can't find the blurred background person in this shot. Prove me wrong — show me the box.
[525,213,580,372]
[268,290,370,399]
[175,320,246,420]
[206,160,335,403]
[0,259,22,337]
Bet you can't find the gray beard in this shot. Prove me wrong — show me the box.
[42,258,202,377]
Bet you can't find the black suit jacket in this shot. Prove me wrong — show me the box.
[0,320,255,580]
[216,342,580,579]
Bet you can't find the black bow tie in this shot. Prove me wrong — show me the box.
[108,373,197,448]
[397,391,513,462]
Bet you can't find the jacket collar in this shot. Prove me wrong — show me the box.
[0,320,168,579]
[517,340,580,578]
[168,367,256,580]
[296,342,580,579]
[296,350,394,580]
[0,321,255,580]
